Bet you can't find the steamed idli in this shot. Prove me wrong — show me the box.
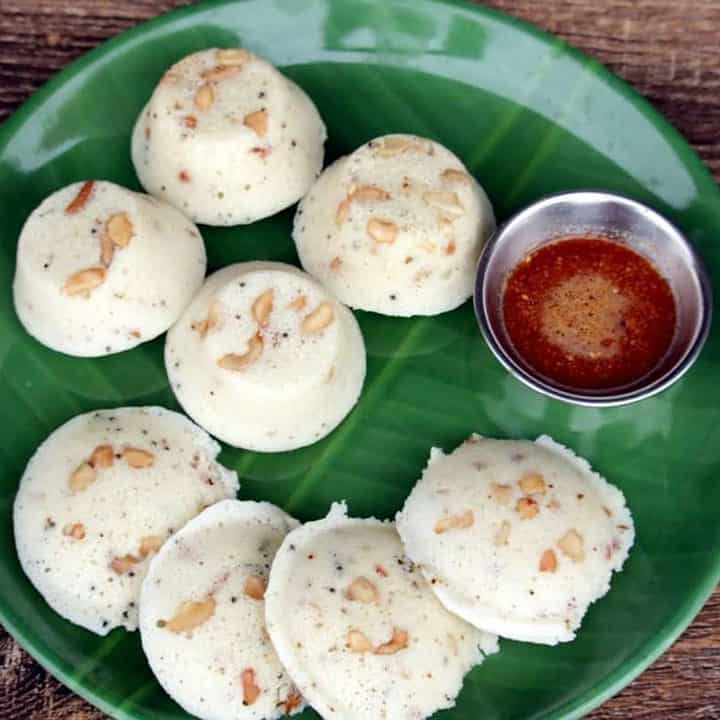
[13,407,238,635]
[396,435,635,645]
[13,180,206,357]
[165,261,365,452]
[140,500,303,720]
[293,134,495,316]
[132,48,326,225]
[265,502,498,720]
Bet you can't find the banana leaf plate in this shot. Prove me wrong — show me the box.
[0,1,719,719]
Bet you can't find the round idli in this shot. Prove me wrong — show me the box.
[293,134,495,316]
[140,500,303,720]
[165,261,366,452]
[265,502,498,720]
[396,435,635,645]
[13,180,206,357]
[132,48,326,225]
[13,407,238,635]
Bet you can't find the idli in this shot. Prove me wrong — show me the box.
[293,134,495,316]
[13,407,238,635]
[265,502,498,720]
[132,48,326,225]
[165,261,366,452]
[396,435,635,645]
[140,500,303,720]
[13,180,206,357]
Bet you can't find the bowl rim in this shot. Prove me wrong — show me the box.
[474,189,714,407]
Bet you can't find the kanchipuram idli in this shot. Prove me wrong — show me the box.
[396,435,635,645]
[265,503,498,720]
[13,407,238,635]
[132,48,326,225]
[165,262,365,452]
[13,180,206,357]
[293,134,495,316]
[140,500,303,720]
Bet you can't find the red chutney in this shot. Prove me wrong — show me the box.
[502,237,676,389]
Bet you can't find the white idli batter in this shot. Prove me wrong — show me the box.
[13,407,238,635]
[140,500,303,720]
[13,180,206,357]
[396,435,635,645]
[293,134,495,316]
[132,48,326,225]
[265,502,498,720]
[165,261,366,452]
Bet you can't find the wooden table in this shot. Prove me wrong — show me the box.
[1,1,719,717]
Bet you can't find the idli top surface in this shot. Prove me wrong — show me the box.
[265,502,498,720]
[293,134,495,316]
[132,48,326,225]
[13,407,239,635]
[140,500,303,720]
[13,180,206,357]
[396,435,635,645]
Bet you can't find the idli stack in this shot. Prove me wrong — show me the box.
[165,261,366,452]
[265,502,498,720]
[132,48,326,225]
[13,407,238,635]
[293,134,495,316]
[140,500,303,720]
[13,180,206,356]
[396,435,635,645]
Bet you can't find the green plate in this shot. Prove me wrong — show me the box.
[0,0,718,718]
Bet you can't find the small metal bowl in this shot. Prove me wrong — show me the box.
[474,191,713,407]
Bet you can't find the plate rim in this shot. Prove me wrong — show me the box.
[1,1,719,719]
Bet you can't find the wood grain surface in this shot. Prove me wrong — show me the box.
[1,1,719,718]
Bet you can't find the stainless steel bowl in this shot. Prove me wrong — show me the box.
[474,191,713,406]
